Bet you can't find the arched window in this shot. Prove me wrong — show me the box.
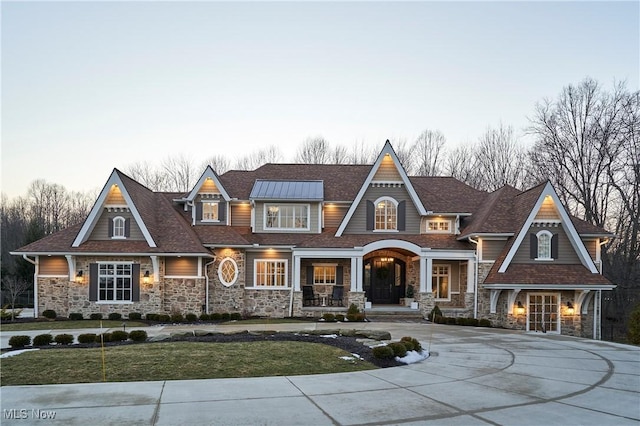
[536,230,552,260]
[218,257,238,287]
[374,197,397,230]
[112,216,126,239]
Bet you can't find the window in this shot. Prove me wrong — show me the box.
[536,230,553,260]
[112,216,126,239]
[375,198,397,230]
[202,202,219,221]
[457,263,467,294]
[98,263,132,302]
[265,204,309,230]
[218,257,238,287]
[427,220,450,232]
[313,265,336,284]
[254,259,288,287]
[432,265,450,300]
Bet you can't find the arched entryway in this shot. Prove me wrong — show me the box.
[364,257,406,304]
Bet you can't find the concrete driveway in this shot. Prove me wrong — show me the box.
[1,322,639,425]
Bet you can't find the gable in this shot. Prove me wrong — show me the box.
[498,182,597,273]
[336,141,427,236]
[186,166,231,202]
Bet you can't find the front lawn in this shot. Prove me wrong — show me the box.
[0,320,148,331]
[0,341,376,386]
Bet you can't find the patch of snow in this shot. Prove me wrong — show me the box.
[396,350,429,364]
[320,334,338,339]
[1,348,40,358]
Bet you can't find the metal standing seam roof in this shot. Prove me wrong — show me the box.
[249,180,324,201]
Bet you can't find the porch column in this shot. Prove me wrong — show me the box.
[354,256,363,292]
[466,258,475,293]
[293,255,301,291]
[420,256,432,293]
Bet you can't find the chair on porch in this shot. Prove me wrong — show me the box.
[303,285,320,306]
[329,286,344,306]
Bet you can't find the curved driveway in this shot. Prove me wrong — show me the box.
[1,322,639,425]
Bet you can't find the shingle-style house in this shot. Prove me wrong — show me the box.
[12,141,615,338]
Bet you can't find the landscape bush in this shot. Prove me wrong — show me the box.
[401,340,415,351]
[230,313,242,321]
[429,305,442,320]
[628,303,640,345]
[446,317,457,325]
[347,303,359,315]
[78,333,97,344]
[8,335,31,348]
[68,313,83,320]
[54,334,74,345]
[108,313,122,321]
[335,314,345,322]
[158,314,171,322]
[401,336,422,352]
[42,309,57,319]
[221,313,231,321]
[322,313,335,322]
[128,312,142,320]
[170,313,184,323]
[111,330,129,341]
[211,313,222,320]
[146,313,159,321]
[388,342,408,357]
[95,333,113,343]
[372,345,394,359]
[185,313,198,322]
[128,330,148,342]
[33,334,54,346]
[478,318,492,327]
[199,313,210,321]
[90,313,103,320]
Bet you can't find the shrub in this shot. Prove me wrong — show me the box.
[42,309,57,319]
[429,305,442,320]
[230,313,242,321]
[78,333,97,344]
[170,313,184,323]
[54,334,74,345]
[158,314,171,322]
[401,340,415,351]
[372,345,394,359]
[199,313,211,321]
[347,303,359,315]
[221,313,231,321]
[479,318,492,327]
[111,330,129,341]
[322,313,335,322]
[335,314,345,322]
[628,303,640,344]
[185,313,198,322]
[388,342,408,357]
[129,330,148,342]
[0,306,13,321]
[90,313,103,320]
[8,335,31,348]
[108,312,122,321]
[33,334,53,346]
[456,317,467,326]
[446,317,457,325]
[69,313,83,320]
[95,333,112,343]
[146,313,159,321]
[128,312,142,320]
[401,336,422,352]
[467,318,479,327]
[211,313,222,321]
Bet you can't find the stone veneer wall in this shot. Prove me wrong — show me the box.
[208,249,246,315]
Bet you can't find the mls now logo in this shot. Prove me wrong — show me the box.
[3,409,57,420]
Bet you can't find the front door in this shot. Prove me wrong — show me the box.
[364,257,405,304]
[527,293,559,333]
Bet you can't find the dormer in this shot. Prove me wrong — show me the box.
[184,166,231,226]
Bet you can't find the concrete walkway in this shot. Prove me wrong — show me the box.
[1,322,639,425]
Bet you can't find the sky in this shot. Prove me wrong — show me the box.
[2,1,638,198]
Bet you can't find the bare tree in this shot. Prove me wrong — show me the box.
[329,145,350,164]
[412,130,446,176]
[161,154,197,192]
[125,161,168,191]
[234,145,283,170]
[475,124,529,191]
[444,144,482,188]
[1,275,31,320]
[391,138,416,175]
[200,155,231,175]
[295,136,331,164]
[348,140,377,164]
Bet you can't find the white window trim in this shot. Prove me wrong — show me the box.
[432,264,451,301]
[453,263,465,295]
[425,219,451,234]
[535,230,554,261]
[97,261,133,303]
[374,196,398,231]
[201,201,220,223]
[218,257,239,287]
[112,216,126,239]
[313,264,337,285]
[251,259,289,289]
[263,204,311,231]
[526,292,561,334]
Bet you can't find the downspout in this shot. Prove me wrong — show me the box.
[204,258,216,315]
[468,237,479,319]
[187,201,195,226]
[22,255,38,318]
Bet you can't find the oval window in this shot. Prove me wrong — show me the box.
[218,257,238,287]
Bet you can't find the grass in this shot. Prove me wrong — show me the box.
[0,341,376,386]
[0,320,148,331]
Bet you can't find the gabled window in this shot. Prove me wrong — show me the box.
[254,259,288,287]
[202,202,219,222]
[530,230,558,261]
[109,216,129,239]
[374,197,397,231]
[265,204,309,230]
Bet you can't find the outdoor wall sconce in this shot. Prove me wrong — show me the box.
[75,270,83,283]
[143,270,150,284]
[516,301,525,315]
[567,301,574,315]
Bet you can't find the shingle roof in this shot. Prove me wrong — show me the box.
[484,263,612,286]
